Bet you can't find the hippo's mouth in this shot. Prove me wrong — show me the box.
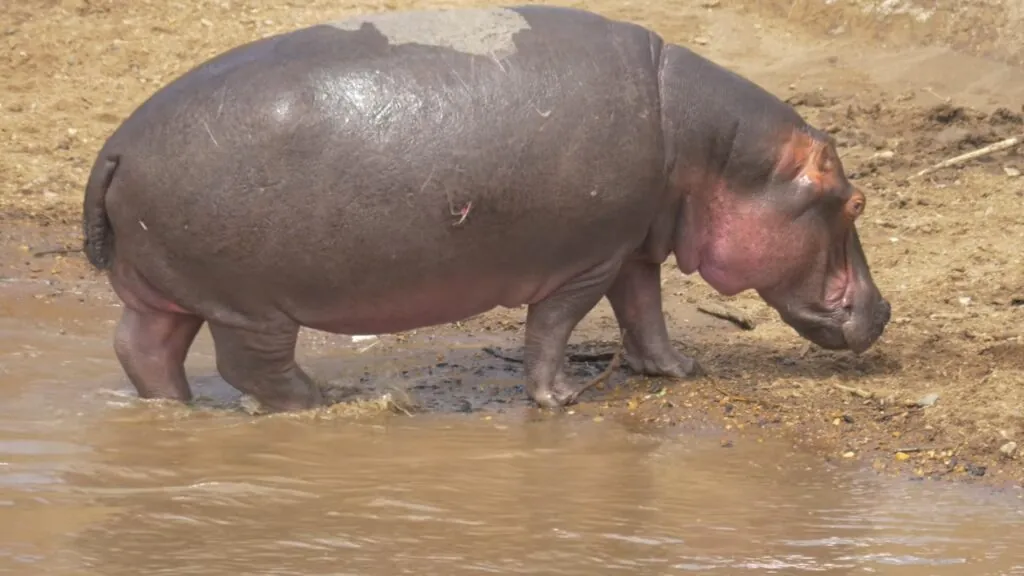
[775,263,857,351]
[788,268,889,354]
[784,303,850,350]
[824,233,853,311]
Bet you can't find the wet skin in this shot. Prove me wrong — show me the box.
[82,5,890,412]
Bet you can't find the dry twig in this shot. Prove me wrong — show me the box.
[893,446,951,454]
[33,247,83,258]
[833,382,875,399]
[909,135,1023,180]
[574,346,624,398]
[713,384,780,409]
[482,348,617,364]
[696,302,756,330]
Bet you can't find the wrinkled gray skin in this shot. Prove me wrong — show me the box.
[82,5,891,412]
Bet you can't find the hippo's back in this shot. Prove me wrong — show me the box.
[102,6,668,330]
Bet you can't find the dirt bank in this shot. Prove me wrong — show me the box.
[1,0,1022,489]
[745,0,1024,68]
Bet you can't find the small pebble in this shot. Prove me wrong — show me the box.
[842,451,856,459]
[693,36,710,45]
[1004,166,1021,177]
[999,441,1018,459]
[916,393,940,407]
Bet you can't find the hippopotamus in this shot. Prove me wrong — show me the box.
[82,5,890,412]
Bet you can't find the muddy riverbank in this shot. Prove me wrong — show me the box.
[2,0,1023,490]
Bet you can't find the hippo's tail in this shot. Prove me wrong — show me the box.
[82,152,120,270]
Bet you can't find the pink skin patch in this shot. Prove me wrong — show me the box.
[694,192,830,300]
[111,261,194,316]
[673,175,862,326]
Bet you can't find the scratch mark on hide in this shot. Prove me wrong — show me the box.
[201,120,220,148]
[373,97,397,124]
[451,200,473,227]
[422,165,472,227]
[452,71,471,92]
[216,88,226,118]
[419,166,436,194]
[490,52,508,75]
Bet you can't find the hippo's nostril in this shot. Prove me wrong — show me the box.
[879,299,892,324]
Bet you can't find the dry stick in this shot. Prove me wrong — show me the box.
[482,347,522,363]
[573,336,626,398]
[893,446,952,454]
[833,382,874,399]
[482,348,616,364]
[876,407,922,422]
[696,303,756,330]
[909,135,1023,180]
[713,384,780,409]
[33,247,83,258]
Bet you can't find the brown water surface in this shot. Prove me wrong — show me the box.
[1,282,1023,575]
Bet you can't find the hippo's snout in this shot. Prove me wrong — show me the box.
[840,296,891,353]
[783,223,891,355]
[782,292,890,355]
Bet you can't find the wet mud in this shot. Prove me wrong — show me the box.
[1,0,1023,495]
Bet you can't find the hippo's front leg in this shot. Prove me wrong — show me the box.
[605,258,703,379]
[523,261,622,408]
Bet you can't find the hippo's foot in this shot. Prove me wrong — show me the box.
[529,373,590,409]
[606,258,705,381]
[114,305,206,403]
[208,321,326,413]
[623,341,704,379]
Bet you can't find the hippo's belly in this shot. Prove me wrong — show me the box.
[290,267,590,335]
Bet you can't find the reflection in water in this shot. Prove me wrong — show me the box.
[0,294,1023,575]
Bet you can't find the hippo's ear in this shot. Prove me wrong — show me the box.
[773,130,816,183]
[798,138,845,194]
[810,139,839,179]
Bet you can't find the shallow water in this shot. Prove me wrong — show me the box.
[1,287,1023,575]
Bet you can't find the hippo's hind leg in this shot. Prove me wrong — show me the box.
[523,261,621,409]
[114,306,205,402]
[604,258,702,378]
[207,320,324,412]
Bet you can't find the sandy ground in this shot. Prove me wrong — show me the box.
[1,0,1023,488]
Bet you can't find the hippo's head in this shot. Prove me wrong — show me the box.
[674,125,890,354]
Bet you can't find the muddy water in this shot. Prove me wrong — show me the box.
[1,284,1023,575]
